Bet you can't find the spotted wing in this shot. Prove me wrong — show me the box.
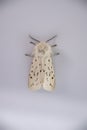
[42,56,55,91]
[28,56,42,90]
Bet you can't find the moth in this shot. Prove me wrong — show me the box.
[25,35,59,91]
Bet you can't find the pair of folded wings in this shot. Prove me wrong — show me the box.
[28,56,55,91]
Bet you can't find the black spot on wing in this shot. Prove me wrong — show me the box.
[48,59,50,62]
[43,69,45,72]
[35,59,37,62]
[52,77,54,79]
[37,72,39,76]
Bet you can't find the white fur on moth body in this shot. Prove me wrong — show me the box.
[29,42,55,91]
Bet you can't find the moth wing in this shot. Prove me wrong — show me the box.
[43,56,55,91]
[28,56,42,90]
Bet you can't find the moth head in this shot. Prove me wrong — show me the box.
[36,42,50,55]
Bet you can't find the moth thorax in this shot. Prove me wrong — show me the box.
[37,42,49,55]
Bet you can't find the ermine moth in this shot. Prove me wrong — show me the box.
[25,35,59,91]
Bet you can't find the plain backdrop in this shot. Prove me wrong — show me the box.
[0,0,87,130]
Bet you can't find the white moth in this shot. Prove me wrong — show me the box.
[25,35,59,91]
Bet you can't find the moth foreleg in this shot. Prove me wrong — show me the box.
[25,53,34,57]
[53,52,60,56]
[51,44,57,47]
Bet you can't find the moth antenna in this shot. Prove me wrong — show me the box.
[30,41,36,45]
[29,35,40,43]
[46,35,57,42]
[51,44,57,47]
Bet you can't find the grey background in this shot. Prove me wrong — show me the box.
[0,0,87,130]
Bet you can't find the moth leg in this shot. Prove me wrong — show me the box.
[51,44,57,47]
[25,53,34,57]
[30,41,36,45]
[53,52,60,56]
[46,35,57,42]
[29,35,40,43]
